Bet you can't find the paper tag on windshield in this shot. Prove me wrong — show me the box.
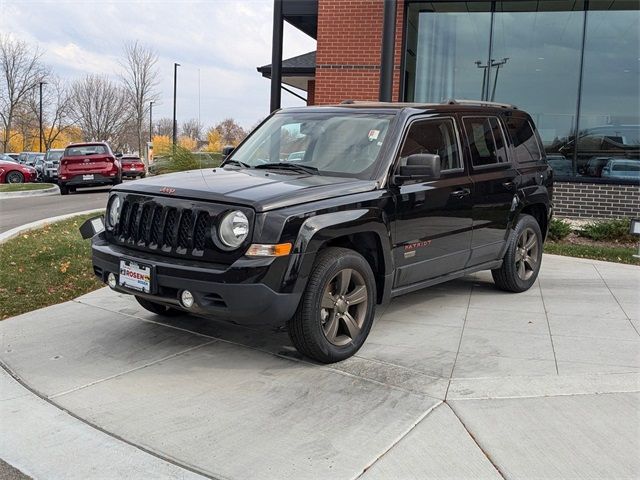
[368,129,380,141]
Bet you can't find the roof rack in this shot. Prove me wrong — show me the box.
[445,99,518,109]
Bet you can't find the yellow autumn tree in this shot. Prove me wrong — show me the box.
[205,128,222,153]
[152,135,172,155]
[178,135,197,151]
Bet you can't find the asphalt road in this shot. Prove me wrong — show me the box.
[0,187,111,233]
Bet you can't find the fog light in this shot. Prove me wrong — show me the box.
[180,290,195,308]
[107,272,117,289]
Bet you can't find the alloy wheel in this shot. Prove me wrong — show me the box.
[320,268,368,346]
[6,172,24,183]
[515,227,539,281]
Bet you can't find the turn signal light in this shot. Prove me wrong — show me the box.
[246,242,292,257]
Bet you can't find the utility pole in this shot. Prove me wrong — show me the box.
[39,81,46,152]
[149,101,154,142]
[172,63,180,149]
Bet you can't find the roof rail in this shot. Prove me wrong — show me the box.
[445,99,518,109]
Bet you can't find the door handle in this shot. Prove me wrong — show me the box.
[502,181,516,190]
[450,188,471,198]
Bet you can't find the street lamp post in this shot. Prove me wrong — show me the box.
[172,63,180,149]
[149,101,154,143]
[39,81,46,152]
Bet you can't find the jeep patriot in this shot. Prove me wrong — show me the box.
[84,100,553,363]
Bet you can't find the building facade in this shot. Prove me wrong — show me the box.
[260,0,639,219]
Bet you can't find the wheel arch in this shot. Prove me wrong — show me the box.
[520,203,549,240]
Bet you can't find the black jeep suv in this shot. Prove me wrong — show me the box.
[87,100,552,363]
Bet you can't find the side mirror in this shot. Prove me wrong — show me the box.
[222,145,235,159]
[115,152,123,158]
[396,154,441,183]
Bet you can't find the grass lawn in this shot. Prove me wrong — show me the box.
[545,241,640,265]
[0,213,104,320]
[0,183,56,192]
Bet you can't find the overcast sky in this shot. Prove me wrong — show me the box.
[0,0,316,129]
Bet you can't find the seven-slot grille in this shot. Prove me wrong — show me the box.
[114,198,210,256]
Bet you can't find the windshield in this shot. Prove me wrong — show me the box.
[228,112,393,178]
[46,151,63,162]
[65,145,108,156]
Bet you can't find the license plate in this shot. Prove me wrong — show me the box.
[130,167,136,170]
[83,174,94,181]
[118,260,152,293]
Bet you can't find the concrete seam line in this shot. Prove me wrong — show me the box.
[445,388,640,401]
[538,278,560,375]
[0,208,104,244]
[0,185,60,198]
[0,361,225,480]
[592,263,640,337]
[445,402,508,480]
[352,400,444,480]
[48,340,219,399]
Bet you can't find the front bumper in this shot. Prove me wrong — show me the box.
[91,234,302,326]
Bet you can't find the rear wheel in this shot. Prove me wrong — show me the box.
[135,296,182,316]
[287,247,376,364]
[492,214,543,292]
[59,183,69,195]
[6,171,24,183]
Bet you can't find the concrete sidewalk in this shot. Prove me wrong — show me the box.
[1,254,639,479]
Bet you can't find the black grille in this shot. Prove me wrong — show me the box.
[112,198,216,257]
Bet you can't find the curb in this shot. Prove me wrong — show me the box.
[0,184,60,199]
[0,208,104,245]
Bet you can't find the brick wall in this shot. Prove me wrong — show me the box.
[315,0,404,104]
[554,181,640,219]
[307,80,316,105]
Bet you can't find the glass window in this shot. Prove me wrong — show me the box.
[463,117,509,166]
[505,115,542,163]
[230,113,393,178]
[399,118,462,171]
[65,145,108,156]
[576,0,640,180]
[490,1,584,172]
[404,2,492,102]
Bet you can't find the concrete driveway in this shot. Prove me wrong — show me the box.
[1,254,639,479]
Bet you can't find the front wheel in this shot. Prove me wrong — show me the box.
[288,247,376,363]
[492,214,543,292]
[135,296,182,316]
[6,171,24,183]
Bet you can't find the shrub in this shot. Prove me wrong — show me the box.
[151,146,221,175]
[548,218,572,241]
[578,218,635,242]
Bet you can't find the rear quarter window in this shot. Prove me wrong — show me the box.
[505,116,542,163]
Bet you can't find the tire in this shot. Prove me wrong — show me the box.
[492,214,543,293]
[135,296,182,316]
[287,247,376,363]
[59,183,69,195]
[6,171,24,183]
[113,174,122,186]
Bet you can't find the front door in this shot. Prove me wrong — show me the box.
[391,116,473,288]
[460,115,518,266]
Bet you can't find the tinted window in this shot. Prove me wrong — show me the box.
[399,118,462,171]
[65,145,108,156]
[505,116,542,163]
[463,117,509,166]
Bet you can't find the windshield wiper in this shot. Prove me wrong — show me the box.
[222,158,251,168]
[254,162,318,175]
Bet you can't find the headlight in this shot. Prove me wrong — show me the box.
[217,210,249,249]
[107,196,121,229]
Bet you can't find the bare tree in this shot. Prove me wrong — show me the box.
[119,41,159,160]
[0,35,48,152]
[155,117,174,137]
[215,118,247,146]
[69,74,132,145]
[181,118,203,141]
[26,75,74,150]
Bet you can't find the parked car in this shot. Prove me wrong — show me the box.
[18,152,41,166]
[0,159,37,183]
[120,155,146,179]
[546,154,573,177]
[58,142,122,195]
[42,148,64,182]
[83,100,552,363]
[32,153,46,180]
[601,158,640,181]
[5,153,19,162]
[0,153,18,163]
[585,156,611,178]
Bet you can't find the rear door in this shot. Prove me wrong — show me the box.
[461,115,518,267]
[391,116,473,288]
[64,145,113,174]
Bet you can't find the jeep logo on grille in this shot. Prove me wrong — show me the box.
[160,187,176,194]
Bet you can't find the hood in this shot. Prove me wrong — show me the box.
[113,167,377,212]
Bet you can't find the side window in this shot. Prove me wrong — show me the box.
[463,117,509,167]
[505,116,542,163]
[399,118,462,171]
